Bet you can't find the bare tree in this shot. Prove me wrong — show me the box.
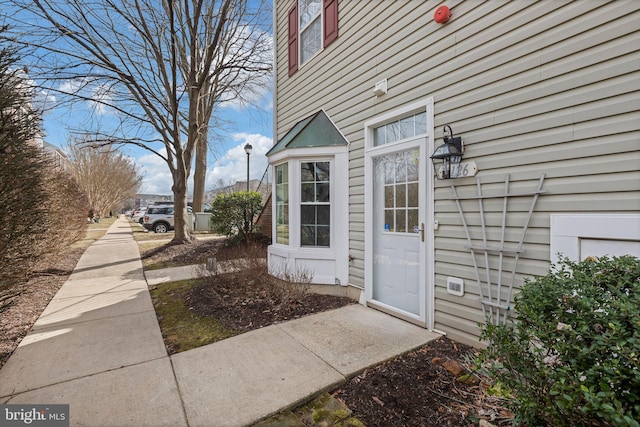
[187,2,272,213]
[2,0,272,243]
[66,139,142,218]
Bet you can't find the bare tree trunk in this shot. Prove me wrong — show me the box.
[192,129,207,212]
[172,166,192,244]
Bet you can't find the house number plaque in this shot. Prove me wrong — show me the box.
[438,161,478,180]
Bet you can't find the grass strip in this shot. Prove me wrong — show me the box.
[71,217,118,249]
[149,279,239,354]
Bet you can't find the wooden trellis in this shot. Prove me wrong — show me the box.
[451,175,545,325]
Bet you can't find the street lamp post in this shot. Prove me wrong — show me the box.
[244,143,252,191]
[243,143,253,238]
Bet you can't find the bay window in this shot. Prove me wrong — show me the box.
[275,163,289,244]
[300,161,330,247]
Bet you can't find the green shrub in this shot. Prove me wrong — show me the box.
[210,191,263,241]
[480,255,640,427]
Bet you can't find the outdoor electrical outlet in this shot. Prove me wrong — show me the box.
[447,277,464,296]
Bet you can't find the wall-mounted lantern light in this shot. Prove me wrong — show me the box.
[430,125,464,179]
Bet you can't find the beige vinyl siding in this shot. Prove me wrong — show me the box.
[275,0,640,345]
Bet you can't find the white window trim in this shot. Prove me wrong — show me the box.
[550,213,640,265]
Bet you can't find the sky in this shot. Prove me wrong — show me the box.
[18,0,276,198]
[42,96,274,196]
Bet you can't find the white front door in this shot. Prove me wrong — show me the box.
[364,99,435,327]
[365,140,433,325]
[371,146,424,315]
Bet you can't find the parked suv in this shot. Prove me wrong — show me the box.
[142,206,194,233]
[131,207,147,224]
[143,206,174,233]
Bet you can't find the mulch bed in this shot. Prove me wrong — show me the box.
[334,337,512,426]
[140,237,226,267]
[185,271,354,331]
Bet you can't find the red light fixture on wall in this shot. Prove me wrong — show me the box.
[434,5,451,24]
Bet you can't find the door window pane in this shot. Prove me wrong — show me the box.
[395,184,406,208]
[375,149,419,234]
[396,209,406,233]
[384,186,394,209]
[408,208,419,233]
[407,183,418,208]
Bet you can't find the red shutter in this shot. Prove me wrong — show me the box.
[288,2,298,76]
[323,0,338,47]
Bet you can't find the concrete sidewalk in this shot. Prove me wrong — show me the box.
[0,216,440,426]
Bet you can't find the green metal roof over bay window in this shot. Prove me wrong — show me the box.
[267,110,348,157]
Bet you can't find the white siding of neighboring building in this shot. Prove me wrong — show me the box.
[275,0,640,346]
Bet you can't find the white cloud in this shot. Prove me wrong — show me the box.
[34,89,57,113]
[205,133,272,192]
[134,133,273,196]
[57,78,115,116]
[218,31,273,111]
[89,83,115,115]
[136,148,174,195]
[58,79,83,94]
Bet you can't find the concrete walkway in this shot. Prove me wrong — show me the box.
[0,216,440,427]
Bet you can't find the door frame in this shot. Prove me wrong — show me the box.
[364,98,435,329]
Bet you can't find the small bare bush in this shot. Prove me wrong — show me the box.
[196,241,267,281]
[196,244,314,309]
[225,242,268,276]
[265,262,314,307]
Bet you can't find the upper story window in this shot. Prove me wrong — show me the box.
[288,0,338,76]
[300,0,322,64]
